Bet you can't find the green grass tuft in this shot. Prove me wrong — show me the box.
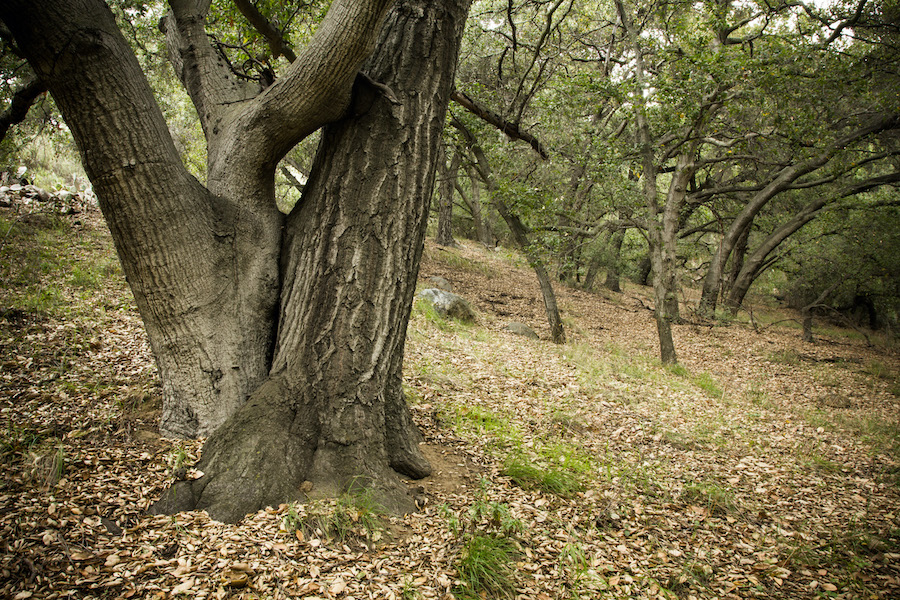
[455,534,520,599]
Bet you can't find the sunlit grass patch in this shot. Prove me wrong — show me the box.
[426,247,495,278]
[502,452,583,498]
[450,404,523,449]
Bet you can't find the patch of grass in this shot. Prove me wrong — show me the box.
[166,443,189,475]
[430,249,495,278]
[666,557,715,594]
[692,371,724,399]
[412,296,452,331]
[745,384,774,409]
[454,534,520,599]
[667,365,725,399]
[282,489,385,547]
[452,405,522,448]
[560,342,653,394]
[1,212,124,319]
[681,478,738,516]
[502,452,583,498]
[558,540,604,599]
[1,422,54,459]
[767,348,801,365]
[539,440,594,475]
[862,360,895,381]
[27,440,67,489]
[844,415,900,459]
[667,363,690,378]
[804,454,844,474]
[778,522,899,594]
[70,264,102,289]
[400,577,422,600]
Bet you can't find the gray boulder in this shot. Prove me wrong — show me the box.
[504,322,539,340]
[418,288,476,323]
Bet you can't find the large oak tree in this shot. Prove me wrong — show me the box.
[2,0,472,522]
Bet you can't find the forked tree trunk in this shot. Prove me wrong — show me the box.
[2,0,286,439]
[6,0,471,523]
[151,0,470,522]
[698,115,900,318]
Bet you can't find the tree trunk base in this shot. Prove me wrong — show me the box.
[150,375,430,523]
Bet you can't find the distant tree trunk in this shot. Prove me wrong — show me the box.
[452,117,566,343]
[494,200,567,343]
[557,164,588,285]
[722,223,750,297]
[799,280,842,344]
[604,226,626,292]
[461,164,494,246]
[637,254,652,286]
[435,143,459,247]
[582,230,609,291]
[617,0,694,363]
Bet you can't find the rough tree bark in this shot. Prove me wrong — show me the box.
[4,0,472,522]
[152,0,470,522]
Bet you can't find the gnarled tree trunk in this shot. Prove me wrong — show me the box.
[6,0,472,522]
[151,0,471,522]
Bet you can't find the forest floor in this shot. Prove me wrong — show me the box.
[1,202,899,600]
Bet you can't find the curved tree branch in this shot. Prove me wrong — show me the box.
[451,89,549,159]
[0,76,46,143]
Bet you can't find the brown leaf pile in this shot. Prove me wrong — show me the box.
[2,207,899,599]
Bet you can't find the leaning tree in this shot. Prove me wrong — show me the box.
[2,0,472,522]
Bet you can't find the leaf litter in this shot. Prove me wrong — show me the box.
[1,203,899,599]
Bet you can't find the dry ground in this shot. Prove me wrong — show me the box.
[1,203,899,600]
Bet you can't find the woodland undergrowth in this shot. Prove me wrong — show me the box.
[1,200,899,599]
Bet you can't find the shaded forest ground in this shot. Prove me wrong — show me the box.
[1,201,899,600]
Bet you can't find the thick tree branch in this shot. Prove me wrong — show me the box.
[0,76,46,143]
[218,0,396,173]
[450,89,549,159]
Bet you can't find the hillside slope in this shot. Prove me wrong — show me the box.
[2,207,899,599]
